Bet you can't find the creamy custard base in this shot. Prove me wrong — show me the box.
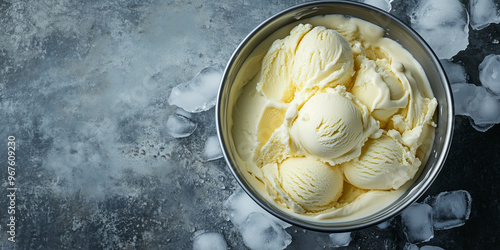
[229,15,437,222]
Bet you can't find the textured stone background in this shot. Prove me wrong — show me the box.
[1,0,499,249]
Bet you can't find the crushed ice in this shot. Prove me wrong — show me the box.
[168,65,223,113]
[409,0,469,59]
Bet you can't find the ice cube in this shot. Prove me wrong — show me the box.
[403,243,419,250]
[409,0,469,59]
[401,203,434,244]
[224,188,291,229]
[470,0,500,30]
[375,218,392,230]
[168,65,222,113]
[240,212,292,250]
[329,232,352,247]
[452,83,480,116]
[452,83,500,132]
[479,54,500,97]
[420,246,445,250]
[175,107,194,119]
[166,109,198,138]
[224,188,267,227]
[203,135,223,161]
[440,59,468,84]
[360,0,392,12]
[192,231,227,250]
[469,96,500,132]
[424,190,472,230]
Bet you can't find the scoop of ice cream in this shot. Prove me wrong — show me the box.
[257,24,313,103]
[291,26,354,90]
[290,87,379,164]
[279,157,343,212]
[342,134,420,190]
[351,57,409,125]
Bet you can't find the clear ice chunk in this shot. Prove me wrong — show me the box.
[470,0,500,30]
[375,218,392,230]
[203,135,223,161]
[192,231,227,250]
[420,246,445,250]
[409,0,469,59]
[424,190,472,230]
[329,232,352,247]
[452,83,500,131]
[239,212,292,250]
[440,59,468,84]
[224,188,291,229]
[403,243,419,250]
[360,0,392,12]
[405,243,445,250]
[479,54,500,97]
[401,203,434,244]
[168,65,223,113]
[166,109,198,138]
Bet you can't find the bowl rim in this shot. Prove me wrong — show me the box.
[216,0,454,232]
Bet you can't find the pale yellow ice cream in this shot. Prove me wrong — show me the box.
[289,88,379,165]
[342,133,421,190]
[290,25,355,91]
[257,24,355,103]
[257,24,311,103]
[351,58,409,126]
[230,14,437,221]
[262,157,344,213]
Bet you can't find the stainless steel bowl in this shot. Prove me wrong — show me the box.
[216,1,454,232]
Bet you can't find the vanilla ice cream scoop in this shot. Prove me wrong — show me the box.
[342,134,420,190]
[291,26,355,90]
[290,87,379,165]
[279,157,343,212]
[257,24,313,103]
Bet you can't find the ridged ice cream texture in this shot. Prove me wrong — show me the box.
[289,88,380,165]
[262,157,344,213]
[342,134,421,190]
[257,24,355,103]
